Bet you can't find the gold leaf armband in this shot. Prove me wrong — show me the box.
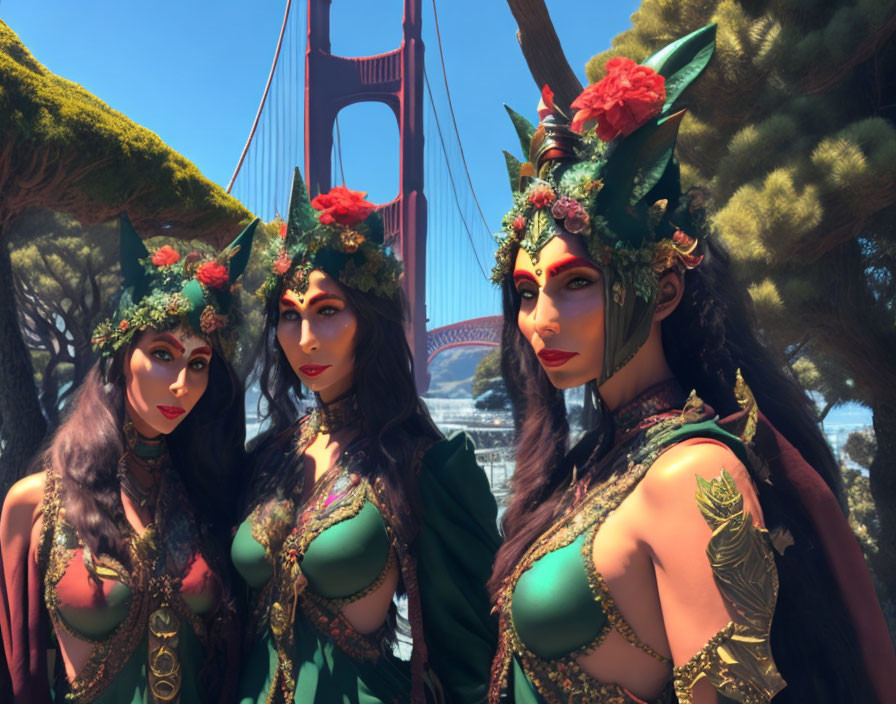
[673,470,786,704]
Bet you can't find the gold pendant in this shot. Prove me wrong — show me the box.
[148,604,182,703]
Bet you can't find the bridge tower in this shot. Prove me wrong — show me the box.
[305,0,428,390]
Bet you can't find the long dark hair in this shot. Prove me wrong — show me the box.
[249,279,440,545]
[37,336,246,565]
[491,237,872,701]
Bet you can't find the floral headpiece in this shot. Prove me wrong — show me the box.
[91,214,258,356]
[259,168,402,301]
[495,25,716,383]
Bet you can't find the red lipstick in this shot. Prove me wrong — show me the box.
[537,349,579,367]
[299,364,331,377]
[157,405,185,419]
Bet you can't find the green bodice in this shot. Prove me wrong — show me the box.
[236,428,500,704]
[511,535,608,660]
[492,388,752,704]
[38,468,235,704]
[232,498,391,600]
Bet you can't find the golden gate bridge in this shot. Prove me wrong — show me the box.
[226,0,501,391]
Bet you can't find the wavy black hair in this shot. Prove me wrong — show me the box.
[34,332,246,569]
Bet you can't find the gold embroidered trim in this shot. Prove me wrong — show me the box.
[265,468,398,701]
[581,530,670,664]
[40,468,222,703]
[489,410,710,704]
[672,470,785,704]
[733,370,758,446]
[491,445,671,703]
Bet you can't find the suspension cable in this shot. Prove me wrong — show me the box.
[227,0,293,193]
[429,0,492,234]
[424,68,489,281]
[334,115,347,186]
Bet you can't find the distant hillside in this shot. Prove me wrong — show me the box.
[425,346,493,399]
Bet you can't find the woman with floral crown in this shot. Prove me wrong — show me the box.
[488,25,895,704]
[0,214,257,704]
[232,170,499,704]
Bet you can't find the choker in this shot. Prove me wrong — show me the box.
[609,378,687,436]
[123,418,168,468]
[120,418,168,508]
[314,390,360,435]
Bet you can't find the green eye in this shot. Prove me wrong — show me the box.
[280,309,299,322]
[151,349,173,361]
[517,287,536,300]
[319,306,338,317]
[189,358,208,371]
[568,277,593,289]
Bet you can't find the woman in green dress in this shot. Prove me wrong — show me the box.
[0,215,257,703]
[232,171,499,704]
[487,25,895,704]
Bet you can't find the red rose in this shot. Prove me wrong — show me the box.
[570,57,666,141]
[151,245,180,267]
[118,320,130,332]
[511,215,527,233]
[528,184,556,209]
[196,261,230,289]
[311,186,375,227]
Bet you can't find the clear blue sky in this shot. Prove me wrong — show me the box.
[0,0,638,210]
[1,0,641,329]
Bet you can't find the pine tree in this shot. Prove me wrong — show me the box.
[0,21,253,487]
[581,1,896,603]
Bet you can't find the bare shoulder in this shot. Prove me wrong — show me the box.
[1,470,47,528]
[638,439,762,524]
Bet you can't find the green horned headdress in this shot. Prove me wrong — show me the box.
[91,214,259,356]
[258,167,402,301]
[494,24,716,384]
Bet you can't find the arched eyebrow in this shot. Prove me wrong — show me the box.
[153,333,185,353]
[512,270,538,285]
[546,256,599,280]
[190,346,212,358]
[305,292,343,307]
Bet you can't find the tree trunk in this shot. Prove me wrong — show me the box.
[0,234,47,493]
[505,0,583,112]
[869,397,896,608]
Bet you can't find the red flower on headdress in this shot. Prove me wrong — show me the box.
[279,222,288,239]
[151,245,180,267]
[196,261,230,289]
[311,186,375,227]
[528,183,556,209]
[273,250,292,275]
[570,57,666,141]
[537,84,555,120]
[511,215,527,233]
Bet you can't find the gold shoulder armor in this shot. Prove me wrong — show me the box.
[673,470,786,704]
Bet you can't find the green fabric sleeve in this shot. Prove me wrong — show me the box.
[416,432,501,704]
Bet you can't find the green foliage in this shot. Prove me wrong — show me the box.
[588,0,896,602]
[843,465,879,565]
[845,428,877,470]
[10,211,119,419]
[585,0,896,412]
[0,20,252,236]
[472,348,510,410]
